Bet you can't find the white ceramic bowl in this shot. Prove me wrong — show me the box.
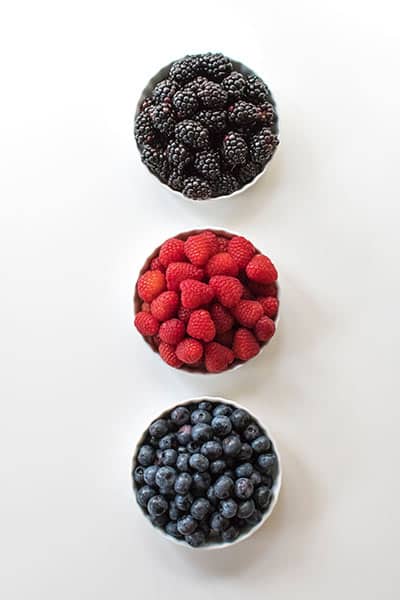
[132,395,282,550]
[133,227,280,375]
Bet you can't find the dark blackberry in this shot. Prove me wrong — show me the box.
[200,52,232,82]
[166,141,192,170]
[222,71,246,101]
[222,132,248,166]
[140,97,154,111]
[168,170,185,192]
[256,102,278,129]
[182,176,212,200]
[169,55,199,85]
[245,75,271,104]
[152,79,180,104]
[172,89,199,119]
[213,173,240,196]
[175,120,210,150]
[141,146,169,182]
[185,76,208,94]
[249,128,279,164]
[237,161,263,185]
[150,102,176,136]
[134,109,156,147]
[198,82,228,109]
[196,110,227,133]
[228,101,258,127]
[194,150,221,181]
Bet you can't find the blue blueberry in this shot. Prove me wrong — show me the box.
[191,409,212,425]
[237,443,253,461]
[223,469,235,479]
[250,470,262,486]
[187,440,201,454]
[174,472,192,495]
[189,453,209,472]
[170,406,190,426]
[237,499,255,519]
[176,452,190,472]
[191,497,211,520]
[230,408,251,431]
[150,513,168,527]
[149,419,169,438]
[221,525,239,543]
[159,433,178,450]
[136,485,156,507]
[185,530,206,547]
[165,521,183,538]
[143,465,159,486]
[177,424,192,445]
[160,449,177,466]
[175,493,193,512]
[133,466,145,485]
[255,486,272,510]
[210,459,226,475]
[206,485,217,506]
[197,518,210,537]
[246,509,262,526]
[252,435,271,453]
[198,400,213,411]
[169,500,180,521]
[235,478,254,500]
[149,436,160,448]
[235,462,253,478]
[137,445,155,466]
[257,453,276,473]
[210,512,229,532]
[214,475,234,499]
[177,515,197,536]
[212,404,233,417]
[211,415,232,437]
[155,466,177,490]
[201,440,223,460]
[191,472,211,495]
[147,494,168,516]
[191,423,214,443]
[219,498,238,519]
[222,434,242,457]
[243,422,260,442]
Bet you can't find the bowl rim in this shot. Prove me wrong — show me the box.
[132,395,282,550]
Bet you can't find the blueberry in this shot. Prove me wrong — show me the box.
[192,423,214,443]
[175,493,193,512]
[198,518,211,537]
[165,521,183,538]
[252,435,271,453]
[159,433,178,450]
[147,494,168,517]
[211,415,232,437]
[257,453,276,473]
[192,472,211,495]
[230,408,251,431]
[187,440,201,454]
[237,499,255,519]
[149,436,160,448]
[169,500,180,521]
[223,469,235,479]
[246,509,262,526]
[177,515,197,536]
[237,443,253,462]
[235,462,253,478]
[133,466,145,485]
[219,498,238,519]
[191,409,212,425]
[155,466,177,490]
[255,486,272,510]
[261,474,273,487]
[177,424,192,445]
[213,404,233,417]
[191,497,211,520]
[160,449,177,466]
[174,472,192,495]
[170,406,190,426]
[206,485,217,506]
[214,475,234,499]
[210,459,226,475]
[243,423,260,442]
[198,400,213,411]
[235,478,254,500]
[189,453,209,472]
[176,453,190,472]
[222,434,242,457]
[137,445,155,467]
[144,465,159,486]
[149,419,169,439]
[201,440,223,460]
[150,513,169,528]
[250,470,262,486]
[210,512,229,532]
[136,485,156,507]
[221,525,239,543]
[185,530,206,547]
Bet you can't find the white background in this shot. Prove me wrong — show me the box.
[1,1,400,598]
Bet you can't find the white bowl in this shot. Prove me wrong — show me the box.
[132,395,282,550]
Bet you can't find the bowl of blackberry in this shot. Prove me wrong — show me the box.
[134,52,279,200]
[132,397,281,548]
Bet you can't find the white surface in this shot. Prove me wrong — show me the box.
[0,1,400,598]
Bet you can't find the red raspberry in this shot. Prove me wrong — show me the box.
[204,342,235,373]
[180,279,214,309]
[176,338,204,364]
[248,281,278,297]
[159,318,185,345]
[150,257,165,272]
[215,329,234,348]
[228,236,256,269]
[177,305,192,323]
[205,252,239,278]
[150,291,179,321]
[159,342,183,368]
[166,262,204,291]
[184,231,218,266]
[187,309,216,342]
[233,300,264,328]
[258,296,279,318]
[159,238,186,267]
[137,270,166,302]
[209,275,243,308]
[134,311,160,336]
[141,302,151,312]
[255,316,276,342]
[217,236,229,252]
[246,254,278,284]
[210,302,234,334]
[233,328,260,361]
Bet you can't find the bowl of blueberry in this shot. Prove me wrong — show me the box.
[132,397,281,548]
[134,52,279,200]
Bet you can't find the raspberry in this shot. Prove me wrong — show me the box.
[166,262,204,291]
[210,302,234,334]
[209,275,243,308]
[215,329,234,348]
[150,257,165,272]
[247,281,278,297]
[159,318,186,345]
[176,338,204,364]
[159,342,183,368]
[217,236,229,252]
[233,329,260,361]
[204,342,235,373]
[180,279,214,309]
[150,291,179,321]
[137,270,166,302]
[184,231,218,266]
[177,305,192,323]
[205,253,239,278]
[187,309,216,343]
[141,302,151,312]
[233,300,264,328]
[159,238,186,267]
[254,316,275,342]
[246,254,278,284]
[258,296,279,318]
[134,311,160,336]
[227,236,256,269]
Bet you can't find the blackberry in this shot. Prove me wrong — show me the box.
[222,71,247,101]
[172,89,199,119]
[196,110,227,133]
[237,161,263,185]
[182,176,212,200]
[194,150,221,181]
[245,75,271,104]
[200,52,232,82]
[257,102,278,129]
[152,79,180,104]
[175,120,209,150]
[222,132,248,166]
[228,101,258,127]
[140,97,154,111]
[134,109,156,147]
[150,102,176,136]
[166,141,192,170]
[141,146,169,182]
[213,173,240,196]
[185,76,208,94]
[198,82,228,109]
[249,127,279,164]
[168,170,185,192]
[169,55,199,85]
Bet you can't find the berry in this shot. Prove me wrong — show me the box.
[191,409,212,425]
[165,142,192,171]
[141,145,165,176]
[196,109,227,133]
[166,521,182,538]
[160,449,177,466]
[151,102,175,135]
[246,509,263,526]
[222,132,247,166]
[249,127,279,163]
[158,433,178,450]
[235,478,254,500]
[191,472,211,494]
[137,270,166,302]
[170,56,198,84]
[235,462,253,478]
[230,409,251,431]
[222,71,246,101]
[227,236,256,269]
[137,445,155,467]
[133,466,145,485]
[254,486,271,510]
[175,338,203,364]
[150,290,179,321]
[243,423,261,442]
[175,120,209,149]
[198,81,228,109]
[258,296,279,318]
[158,342,183,368]
[214,475,234,500]
[155,465,177,490]
[233,300,263,328]
[210,302,234,334]
[246,254,278,284]
[222,435,242,457]
[136,485,156,507]
[134,311,159,336]
[167,170,185,192]
[183,176,212,200]
[194,150,221,181]
[177,515,197,536]
[233,329,260,361]
[191,498,211,520]
[150,257,164,272]
[221,525,239,543]
[213,403,233,417]
[255,315,275,342]
[187,309,216,342]
[210,512,229,533]
[175,493,193,512]
[206,253,238,278]
[211,415,232,437]
[220,498,238,519]
[250,471,262,486]
[170,406,190,426]
[134,110,156,146]
[237,443,253,462]
[152,78,180,103]
[204,342,234,373]
[184,231,218,265]
[166,262,204,291]
[198,400,213,411]
[245,75,271,104]
[143,465,159,486]
[174,472,192,495]
[186,530,206,547]
[237,499,255,519]
[209,275,243,308]
[201,440,223,461]
[177,305,192,323]
[185,76,208,93]
[159,318,185,345]
[257,102,277,128]
[176,452,190,472]
[177,425,192,446]
[210,460,226,476]
[173,89,199,118]
[141,302,151,312]
[252,435,271,453]
[237,161,262,185]
[214,173,239,196]
[217,236,229,252]
[257,453,276,473]
[191,424,214,444]
[180,279,214,309]
[228,101,258,127]
[149,419,169,438]
[247,281,278,297]
[201,53,232,82]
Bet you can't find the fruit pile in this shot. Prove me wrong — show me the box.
[134,52,279,200]
[134,230,278,373]
[133,399,279,547]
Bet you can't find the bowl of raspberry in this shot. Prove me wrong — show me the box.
[134,52,279,201]
[133,229,279,373]
[132,396,282,549]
